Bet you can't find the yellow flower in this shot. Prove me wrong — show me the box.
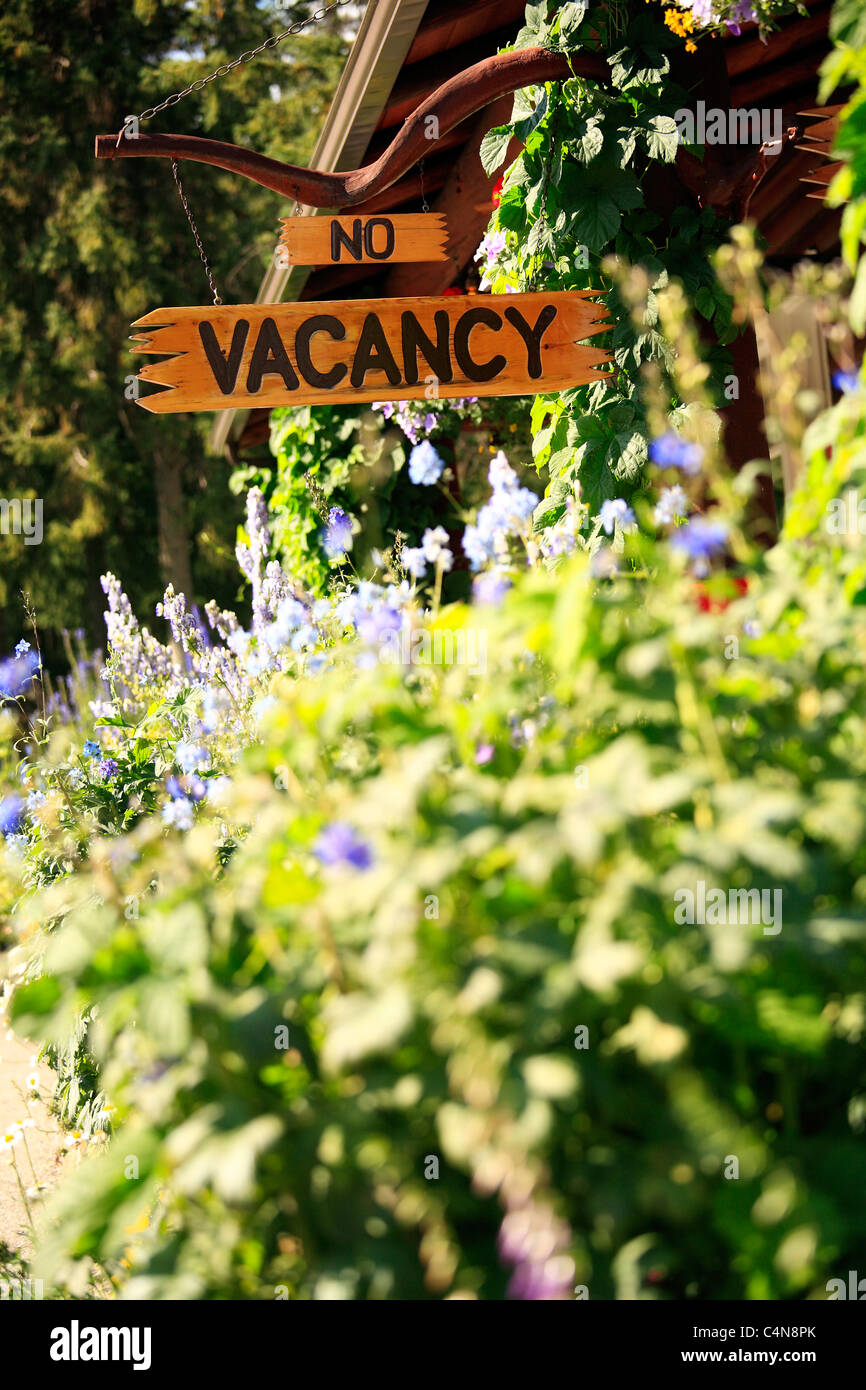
[124,1208,150,1236]
[664,7,694,37]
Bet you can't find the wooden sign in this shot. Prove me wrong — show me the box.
[130,292,610,413]
[280,213,447,266]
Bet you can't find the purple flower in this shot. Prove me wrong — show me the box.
[0,649,39,700]
[408,440,445,486]
[724,1,756,34]
[475,743,495,766]
[314,822,373,871]
[599,498,635,535]
[97,758,119,782]
[833,368,860,395]
[323,507,354,561]
[506,1257,576,1301]
[649,432,704,475]
[0,795,24,837]
[670,516,729,573]
[473,571,512,605]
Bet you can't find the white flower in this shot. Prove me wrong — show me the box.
[421,526,450,563]
[2,1125,20,1148]
[25,1072,39,1092]
[401,547,427,579]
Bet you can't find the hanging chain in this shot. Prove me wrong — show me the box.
[119,1,355,138]
[171,160,223,305]
[419,157,430,214]
[118,0,356,302]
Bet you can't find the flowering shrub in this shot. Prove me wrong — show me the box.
[8,390,866,1296]
[3,234,866,1291]
[2,0,865,1303]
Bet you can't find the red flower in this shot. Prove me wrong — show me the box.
[693,576,748,613]
[492,175,504,208]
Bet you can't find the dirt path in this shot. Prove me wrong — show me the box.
[0,1031,64,1257]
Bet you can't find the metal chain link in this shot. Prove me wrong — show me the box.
[171,160,223,305]
[123,0,356,303]
[419,157,430,214]
[122,1,355,135]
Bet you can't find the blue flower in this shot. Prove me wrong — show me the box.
[401,546,427,579]
[832,368,860,395]
[670,516,729,573]
[97,757,119,782]
[163,797,194,831]
[0,795,24,837]
[599,498,635,535]
[408,440,444,486]
[653,485,688,526]
[176,741,209,774]
[0,649,39,701]
[649,431,704,475]
[323,507,354,561]
[14,640,30,657]
[83,740,100,758]
[473,571,511,605]
[314,822,373,871]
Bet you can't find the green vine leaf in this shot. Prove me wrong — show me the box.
[571,115,604,163]
[556,1,588,44]
[480,126,513,176]
[644,115,679,162]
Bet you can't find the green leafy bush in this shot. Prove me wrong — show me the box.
[10,372,866,1295]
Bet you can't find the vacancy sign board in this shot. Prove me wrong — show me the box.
[130,291,610,413]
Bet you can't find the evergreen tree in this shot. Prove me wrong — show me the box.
[0,0,351,663]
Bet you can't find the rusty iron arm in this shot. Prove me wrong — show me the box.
[95,46,596,207]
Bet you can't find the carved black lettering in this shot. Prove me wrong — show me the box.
[295,315,348,389]
[401,310,453,386]
[245,317,300,393]
[331,219,364,262]
[198,320,250,395]
[453,306,506,383]
[350,313,402,388]
[504,304,558,380]
[364,217,396,260]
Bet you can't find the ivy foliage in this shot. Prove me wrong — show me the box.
[233,406,370,592]
[821,0,866,334]
[481,3,736,521]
